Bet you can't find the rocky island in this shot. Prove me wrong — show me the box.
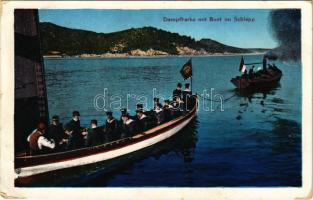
[40,22,269,58]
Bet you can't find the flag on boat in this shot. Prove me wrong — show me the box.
[239,56,246,73]
[180,59,192,80]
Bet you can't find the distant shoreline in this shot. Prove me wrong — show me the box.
[43,52,266,59]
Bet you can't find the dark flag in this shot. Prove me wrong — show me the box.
[180,59,192,80]
[239,56,246,73]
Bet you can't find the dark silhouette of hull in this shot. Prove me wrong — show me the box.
[231,68,282,90]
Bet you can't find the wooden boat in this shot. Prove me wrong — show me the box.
[231,67,282,90]
[15,95,198,185]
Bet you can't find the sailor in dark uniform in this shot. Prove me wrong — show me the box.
[132,103,143,119]
[154,103,164,125]
[120,113,137,138]
[103,111,119,142]
[182,83,192,111]
[243,69,248,78]
[65,111,85,150]
[46,115,67,151]
[136,108,150,132]
[171,97,183,118]
[85,119,103,147]
[153,97,162,109]
[163,100,173,122]
[172,82,182,101]
[119,108,127,123]
[136,103,144,110]
[249,65,255,79]
[263,57,267,71]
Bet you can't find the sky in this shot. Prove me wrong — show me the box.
[39,9,278,49]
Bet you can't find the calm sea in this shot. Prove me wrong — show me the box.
[44,55,302,187]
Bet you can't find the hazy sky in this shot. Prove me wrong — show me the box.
[39,9,278,49]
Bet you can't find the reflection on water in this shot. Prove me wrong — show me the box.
[232,83,297,124]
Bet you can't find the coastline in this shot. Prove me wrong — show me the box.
[43,52,266,59]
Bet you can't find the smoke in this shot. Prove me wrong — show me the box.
[265,9,301,62]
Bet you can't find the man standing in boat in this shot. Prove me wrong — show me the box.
[65,111,85,150]
[27,122,56,155]
[172,83,182,101]
[182,83,192,111]
[103,111,119,142]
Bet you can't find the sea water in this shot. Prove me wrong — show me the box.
[44,54,301,187]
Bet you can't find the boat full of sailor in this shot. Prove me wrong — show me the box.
[15,59,197,185]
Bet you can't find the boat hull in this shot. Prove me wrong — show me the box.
[231,69,282,90]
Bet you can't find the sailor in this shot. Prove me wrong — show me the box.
[85,119,103,147]
[153,97,162,109]
[182,83,192,111]
[162,100,173,122]
[103,111,119,142]
[136,108,150,132]
[46,115,67,150]
[136,103,144,110]
[243,69,248,78]
[119,108,127,123]
[133,103,144,119]
[27,122,55,155]
[172,82,182,101]
[154,102,164,125]
[249,65,255,79]
[65,111,85,150]
[171,97,183,118]
[263,57,267,71]
[120,113,137,138]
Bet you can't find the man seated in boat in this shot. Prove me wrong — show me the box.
[163,99,173,122]
[153,97,163,109]
[172,82,182,101]
[182,83,192,111]
[132,104,144,119]
[85,119,104,147]
[119,108,127,122]
[154,102,165,125]
[120,112,137,138]
[135,108,151,132]
[27,122,56,155]
[46,115,68,151]
[64,111,85,150]
[171,97,184,118]
[103,111,119,142]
